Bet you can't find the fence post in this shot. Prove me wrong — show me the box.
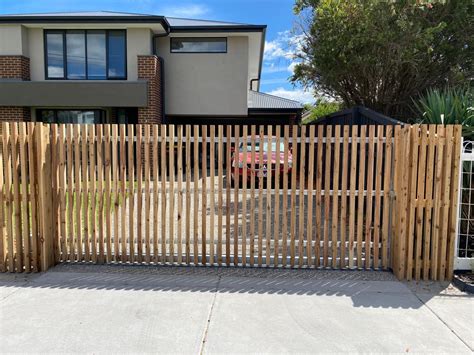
[392,125,410,279]
[446,125,462,280]
[35,123,55,271]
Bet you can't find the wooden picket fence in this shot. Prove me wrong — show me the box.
[0,122,462,281]
[391,125,462,281]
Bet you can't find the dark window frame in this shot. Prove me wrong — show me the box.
[44,30,66,79]
[170,37,227,53]
[44,29,127,80]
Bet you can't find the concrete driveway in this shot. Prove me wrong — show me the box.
[1,264,472,354]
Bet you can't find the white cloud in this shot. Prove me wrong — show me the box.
[47,66,64,77]
[263,31,304,82]
[287,61,298,74]
[162,4,209,18]
[262,62,288,75]
[266,87,315,104]
[264,31,305,62]
[264,40,291,60]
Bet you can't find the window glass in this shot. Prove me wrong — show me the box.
[66,31,86,79]
[39,110,56,123]
[171,38,227,53]
[239,141,285,152]
[117,108,138,124]
[39,109,105,124]
[45,30,126,80]
[46,33,65,78]
[108,30,126,78]
[87,31,106,79]
[57,110,102,124]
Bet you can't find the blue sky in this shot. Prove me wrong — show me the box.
[0,0,313,103]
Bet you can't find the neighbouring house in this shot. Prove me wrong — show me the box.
[0,11,303,125]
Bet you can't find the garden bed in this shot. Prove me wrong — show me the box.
[453,272,474,294]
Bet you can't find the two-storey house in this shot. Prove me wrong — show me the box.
[0,11,302,125]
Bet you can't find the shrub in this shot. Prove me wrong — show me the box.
[302,101,341,124]
[413,86,474,140]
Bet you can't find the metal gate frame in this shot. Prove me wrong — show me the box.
[455,139,474,271]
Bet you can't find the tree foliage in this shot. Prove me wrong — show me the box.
[302,101,342,123]
[291,0,474,119]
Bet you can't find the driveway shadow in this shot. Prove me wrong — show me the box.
[1,263,463,310]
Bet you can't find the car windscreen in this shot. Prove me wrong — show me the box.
[239,141,285,152]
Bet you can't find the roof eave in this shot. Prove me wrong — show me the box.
[248,108,304,114]
[0,15,170,31]
[170,24,267,33]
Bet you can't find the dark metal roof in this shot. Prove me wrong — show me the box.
[248,91,303,111]
[166,17,266,32]
[0,11,150,17]
[0,11,170,30]
[166,17,254,27]
[0,11,265,32]
[307,106,404,125]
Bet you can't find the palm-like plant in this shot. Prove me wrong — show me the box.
[413,86,474,140]
[414,87,474,241]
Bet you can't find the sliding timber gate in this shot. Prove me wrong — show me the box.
[0,122,462,281]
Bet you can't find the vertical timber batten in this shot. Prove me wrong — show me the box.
[0,123,463,280]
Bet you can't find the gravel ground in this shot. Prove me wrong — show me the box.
[64,173,389,268]
[50,262,397,281]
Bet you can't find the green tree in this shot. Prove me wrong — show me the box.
[291,0,474,119]
[302,101,342,123]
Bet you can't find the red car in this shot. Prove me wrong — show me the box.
[231,138,293,185]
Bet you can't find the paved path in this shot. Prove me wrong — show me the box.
[0,264,472,353]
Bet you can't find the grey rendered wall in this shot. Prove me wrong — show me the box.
[28,28,44,80]
[0,81,148,107]
[0,25,27,56]
[156,35,249,116]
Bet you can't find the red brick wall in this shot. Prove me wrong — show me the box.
[137,55,163,124]
[0,107,31,122]
[0,55,31,122]
[0,55,30,80]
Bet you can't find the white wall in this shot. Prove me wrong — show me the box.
[156,35,249,116]
[28,28,44,80]
[126,28,153,80]
[0,25,28,56]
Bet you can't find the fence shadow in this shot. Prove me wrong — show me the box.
[0,263,459,310]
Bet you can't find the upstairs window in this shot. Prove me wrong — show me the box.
[45,32,65,78]
[170,37,227,53]
[45,30,126,80]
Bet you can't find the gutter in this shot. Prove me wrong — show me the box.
[170,24,266,33]
[0,15,169,26]
[248,108,304,114]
